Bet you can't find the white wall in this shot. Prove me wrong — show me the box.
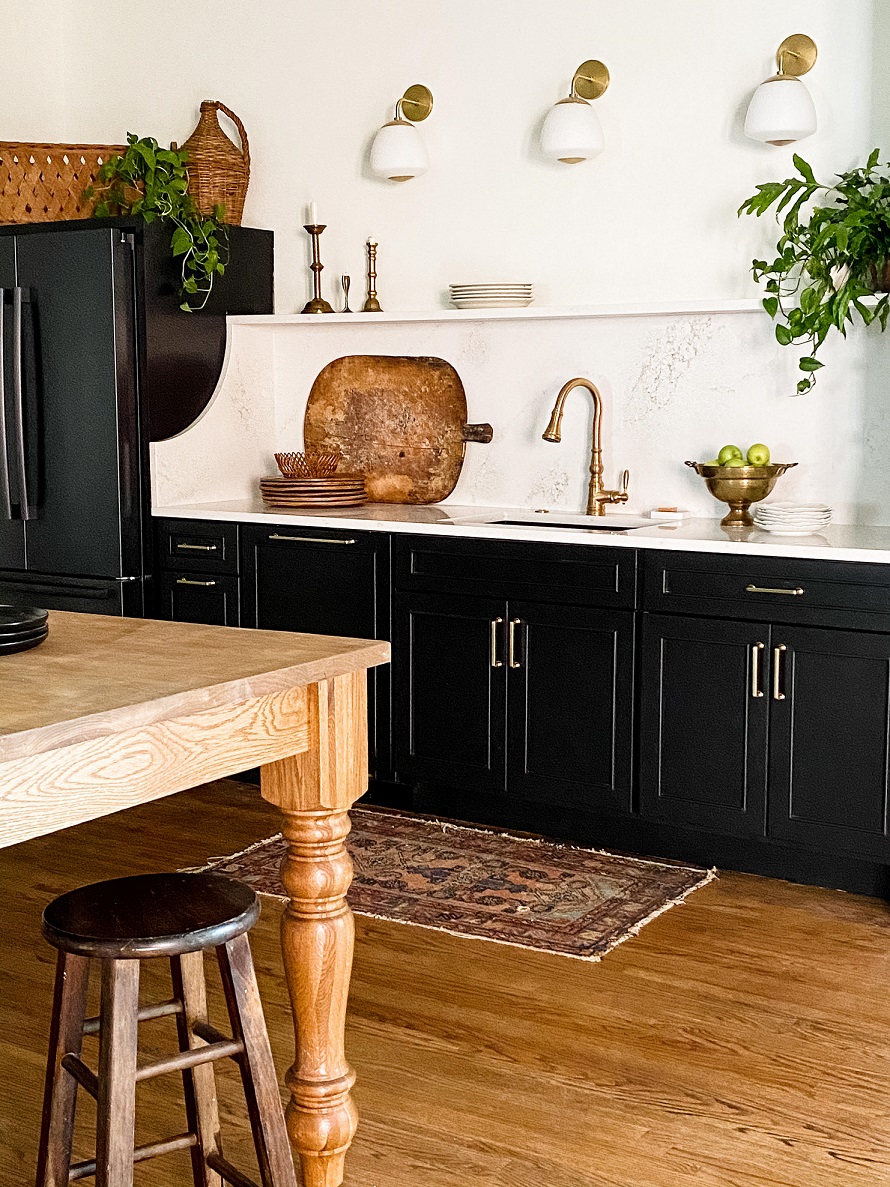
[7,1,890,522]
[54,0,875,313]
[5,1,66,139]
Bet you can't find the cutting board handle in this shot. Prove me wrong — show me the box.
[462,423,493,443]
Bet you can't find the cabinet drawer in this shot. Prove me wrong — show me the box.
[156,519,239,574]
[395,535,637,608]
[158,571,240,626]
[643,550,890,630]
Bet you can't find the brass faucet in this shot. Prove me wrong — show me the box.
[542,377,630,516]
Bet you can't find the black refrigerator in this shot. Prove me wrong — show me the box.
[0,216,272,615]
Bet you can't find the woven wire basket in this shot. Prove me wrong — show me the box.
[0,142,125,224]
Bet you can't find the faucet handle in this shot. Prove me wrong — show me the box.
[620,468,630,495]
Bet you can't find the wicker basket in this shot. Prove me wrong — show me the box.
[180,101,250,225]
[0,143,125,224]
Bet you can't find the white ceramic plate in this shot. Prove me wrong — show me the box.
[451,297,534,308]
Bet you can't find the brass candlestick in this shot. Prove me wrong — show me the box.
[363,239,383,312]
[301,224,334,314]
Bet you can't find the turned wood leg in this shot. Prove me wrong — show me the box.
[260,671,368,1187]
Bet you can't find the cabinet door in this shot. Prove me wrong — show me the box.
[768,626,890,859]
[159,571,239,626]
[639,614,769,836]
[241,526,390,776]
[507,602,635,811]
[393,592,507,793]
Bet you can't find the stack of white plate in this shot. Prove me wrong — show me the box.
[753,501,832,535]
[449,283,534,309]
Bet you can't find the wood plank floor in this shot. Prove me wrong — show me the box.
[1,780,889,1186]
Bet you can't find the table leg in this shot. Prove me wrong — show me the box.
[260,671,368,1187]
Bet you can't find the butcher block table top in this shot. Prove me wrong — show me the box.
[0,610,390,1187]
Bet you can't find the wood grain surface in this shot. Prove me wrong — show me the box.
[303,354,488,504]
[3,780,890,1186]
[0,612,389,760]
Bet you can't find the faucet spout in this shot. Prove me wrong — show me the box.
[541,377,629,516]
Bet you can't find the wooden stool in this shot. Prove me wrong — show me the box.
[35,872,298,1187]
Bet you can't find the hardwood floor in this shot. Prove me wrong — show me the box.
[2,780,890,1186]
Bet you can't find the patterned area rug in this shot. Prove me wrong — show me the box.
[201,806,715,962]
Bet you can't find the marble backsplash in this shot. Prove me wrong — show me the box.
[151,308,876,523]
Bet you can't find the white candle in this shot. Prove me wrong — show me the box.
[368,236,377,247]
[308,201,318,225]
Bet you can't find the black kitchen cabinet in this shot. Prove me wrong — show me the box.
[508,601,634,812]
[768,626,890,860]
[393,591,634,812]
[394,593,507,793]
[159,570,239,626]
[240,524,391,778]
[639,614,769,836]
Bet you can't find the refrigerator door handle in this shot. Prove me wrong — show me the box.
[0,289,11,520]
[10,287,35,521]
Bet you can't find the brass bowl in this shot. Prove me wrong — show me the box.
[685,460,798,526]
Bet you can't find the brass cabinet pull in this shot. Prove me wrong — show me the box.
[773,644,787,700]
[490,618,504,668]
[176,542,218,551]
[746,584,804,596]
[268,534,356,545]
[176,578,217,587]
[508,618,522,669]
[751,642,765,698]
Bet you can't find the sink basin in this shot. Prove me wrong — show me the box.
[469,514,654,532]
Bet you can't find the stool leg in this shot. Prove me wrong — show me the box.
[217,934,299,1187]
[171,952,224,1187]
[95,959,140,1187]
[35,950,90,1187]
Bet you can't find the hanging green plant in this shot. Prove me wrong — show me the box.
[739,150,890,394]
[83,133,229,311]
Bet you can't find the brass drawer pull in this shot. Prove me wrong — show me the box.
[508,618,522,669]
[176,542,218,551]
[746,584,804,596]
[268,534,356,545]
[751,642,765,698]
[773,644,787,700]
[490,618,504,668]
[176,578,217,587]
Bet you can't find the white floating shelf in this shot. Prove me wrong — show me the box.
[229,298,763,327]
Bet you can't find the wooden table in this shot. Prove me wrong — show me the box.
[0,611,390,1187]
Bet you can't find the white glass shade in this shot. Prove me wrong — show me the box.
[540,97,605,164]
[369,119,429,181]
[744,75,817,146]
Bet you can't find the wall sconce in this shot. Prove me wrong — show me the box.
[744,34,818,146]
[369,84,434,181]
[540,60,610,164]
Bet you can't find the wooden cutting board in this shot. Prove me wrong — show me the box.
[303,355,492,504]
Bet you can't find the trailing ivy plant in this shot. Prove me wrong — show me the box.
[84,134,228,311]
[739,150,890,393]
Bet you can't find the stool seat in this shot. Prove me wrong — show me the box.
[42,872,260,959]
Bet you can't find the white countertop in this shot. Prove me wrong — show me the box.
[151,499,890,565]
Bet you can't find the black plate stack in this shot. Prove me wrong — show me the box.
[0,605,49,655]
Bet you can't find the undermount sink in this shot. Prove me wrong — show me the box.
[470,514,654,532]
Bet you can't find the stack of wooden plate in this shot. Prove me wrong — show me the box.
[0,604,49,655]
[259,475,368,509]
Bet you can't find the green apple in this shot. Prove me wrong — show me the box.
[702,459,720,466]
[746,443,771,466]
[723,455,748,468]
[717,444,744,465]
